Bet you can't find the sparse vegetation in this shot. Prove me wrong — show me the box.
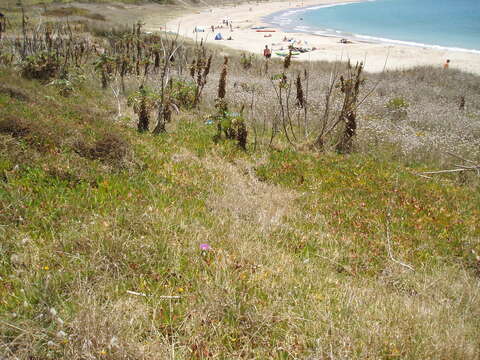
[43,7,106,21]
[20,51,60,80]
[386,96,409,121]
[1,2,480,359]
[240,52,254,70]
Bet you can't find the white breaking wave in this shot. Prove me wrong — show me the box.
[264,0,480,54]
[294,25,311,31]
[351,33,480,54]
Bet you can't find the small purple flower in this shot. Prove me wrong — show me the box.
[200,243,211,251]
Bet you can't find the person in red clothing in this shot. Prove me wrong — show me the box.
[263,45,272,59]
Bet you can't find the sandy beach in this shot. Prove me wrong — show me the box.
[148,0,480,74]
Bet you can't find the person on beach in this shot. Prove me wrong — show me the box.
[263,45,272,59]
[443,59,450,69]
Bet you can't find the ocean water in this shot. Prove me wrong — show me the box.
[265,0,480,52]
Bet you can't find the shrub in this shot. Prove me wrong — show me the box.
[93,54,116,89]
[386,96,409,121]
[0,116,30,138]
[47,78,74,97]
[74,133,129,164]
[240,53,254,70]
[127,85,160,132]
[0,115,64,152]
[20,51,60,81]
[43,7,106,21]
[91,134,129,162]
[88,23,132,39]
[47,69,85,97]
[212,105,248,150]
[386,97,409,112]
[0,85,30,102]
[336,62,364,154]
[169,79,196,109]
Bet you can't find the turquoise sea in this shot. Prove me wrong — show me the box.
[264,0,480,52]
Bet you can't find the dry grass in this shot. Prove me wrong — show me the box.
[43,7,106,21]
[0,85,30,102]
[149,39,476,164]
[204,153,298,233]
[74,133,131,165]
[1,5,480,359]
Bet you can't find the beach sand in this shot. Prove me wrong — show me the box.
[146,0,480,75]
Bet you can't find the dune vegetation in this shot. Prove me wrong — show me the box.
[0,1,479,359]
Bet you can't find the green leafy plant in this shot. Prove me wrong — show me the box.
[127,85,160,132]
[93,54,116,89]
[212,56,248,149]
[386,97,409,111]
[240,53,254,70]
[386,96,409,121]
[169,79,197,109]
[47,69,85,97]
[47,78,74,97]
[212,101,248,150]
[20,51,60,81]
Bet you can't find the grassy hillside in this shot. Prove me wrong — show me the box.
[1,6,480,359]
[1,69,480,359]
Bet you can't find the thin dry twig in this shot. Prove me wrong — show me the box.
[0,321,28,333]
[418,153,480,177]
[444,151,477,165]
[126,290,147,297]
[385,219,415,272]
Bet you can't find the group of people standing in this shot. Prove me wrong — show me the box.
[210,20,233,33]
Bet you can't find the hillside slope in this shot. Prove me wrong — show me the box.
[1,63,479,359]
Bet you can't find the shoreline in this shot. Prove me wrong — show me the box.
[263,3,480,55]
[151,0,480,74]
